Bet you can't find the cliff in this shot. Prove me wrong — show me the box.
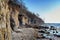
[0,0,44,40]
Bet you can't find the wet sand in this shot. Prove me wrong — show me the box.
[37,39,49,40]
[37,37,60,40]
[54,37,60,40]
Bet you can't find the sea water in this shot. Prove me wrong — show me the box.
[45,23,60,27]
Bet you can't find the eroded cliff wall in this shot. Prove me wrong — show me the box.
[0,0,44,40]
[0,0,12,40]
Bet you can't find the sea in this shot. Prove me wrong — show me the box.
[44,23,60,28]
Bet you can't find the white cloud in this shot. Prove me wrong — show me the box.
[44,7,60,23]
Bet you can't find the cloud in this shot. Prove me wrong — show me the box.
[44,7,60,23]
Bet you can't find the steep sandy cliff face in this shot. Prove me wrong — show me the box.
[0,0,38,40]
[8,0,21,31]
[0,0,45,40]
[9,7,20,31]
[0,0,12,40]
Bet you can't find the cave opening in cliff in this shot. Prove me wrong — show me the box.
[18,14,23,26]
[10,15,15,31]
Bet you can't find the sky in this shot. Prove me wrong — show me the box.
[23,0,60,23]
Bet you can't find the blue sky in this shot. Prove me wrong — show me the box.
[23,0,60,23]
